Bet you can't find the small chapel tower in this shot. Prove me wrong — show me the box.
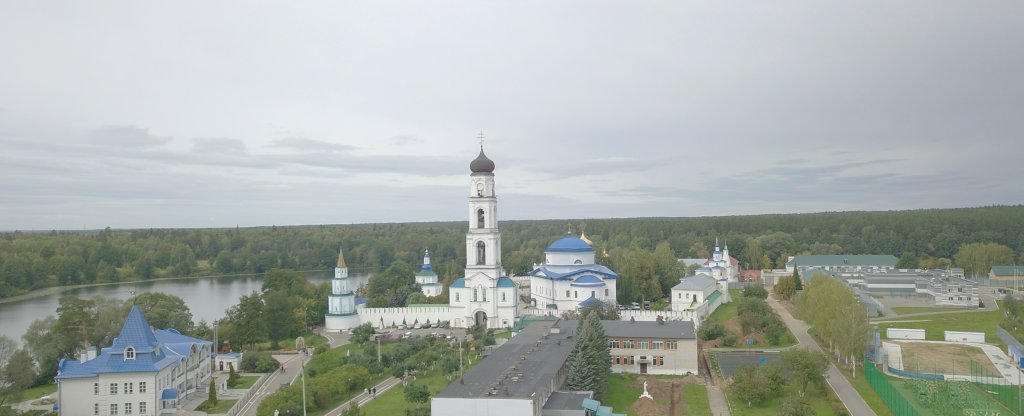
[325,247,359,330]
[416,249,442,297]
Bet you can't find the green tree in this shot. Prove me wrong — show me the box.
[782,348,828,397]
[207,378,218,405]
[227,363,240,387]
[774,276,796,300]
[226,292,267,349]
[741,284,768,299]
[566,313,611,399]
[263,290,299,348]
[896,252,920,269]
[792,269,802,291]
[350,323,375,345]
[134,292,194,332]
[779,394,817,416]
[404,382,430,404]
[730,364,770,407]
[955,242,1015,278]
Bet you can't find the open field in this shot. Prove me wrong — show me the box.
[873,308,1006,349]
[604,373,709,416]
[605,374,645,416]
[896,341,1000,376]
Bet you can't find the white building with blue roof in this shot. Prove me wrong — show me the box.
[528,234,619,312]
[55,305,212,416]
[415,250,443,297]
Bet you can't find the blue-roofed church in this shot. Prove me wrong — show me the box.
[55,305,213,416]
[527,233,619,311]
[415,250,443,297]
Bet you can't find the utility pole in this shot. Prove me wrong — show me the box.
[377,335,381,364]
[301,356,307,416]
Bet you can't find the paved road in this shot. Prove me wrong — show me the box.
[235,353,311,416]
[766,296,878,416]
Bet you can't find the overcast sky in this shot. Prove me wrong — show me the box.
[1,2,1022,230]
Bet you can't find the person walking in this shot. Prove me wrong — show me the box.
[372,387,376,398]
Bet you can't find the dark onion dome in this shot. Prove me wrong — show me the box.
[470,147,495,173]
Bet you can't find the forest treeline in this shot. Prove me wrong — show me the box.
[1,205,1022,301]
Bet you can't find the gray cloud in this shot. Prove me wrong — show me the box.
[0,1,1022,229]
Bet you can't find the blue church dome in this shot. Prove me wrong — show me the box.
[546,235,594,253]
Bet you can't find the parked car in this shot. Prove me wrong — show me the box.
[398,324,407,330]
[413,323,423,329]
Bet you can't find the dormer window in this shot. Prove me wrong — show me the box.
[125,347,136,360]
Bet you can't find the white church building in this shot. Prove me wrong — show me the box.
[695,239,739,282]
[527,234,619,311]
[415,250,443,297]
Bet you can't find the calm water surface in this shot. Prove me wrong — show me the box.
[0,272,370,344]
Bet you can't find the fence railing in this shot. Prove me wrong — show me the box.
[226,372,270,416]
[865,358,920,416]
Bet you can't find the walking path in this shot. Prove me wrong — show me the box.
[236,353,311,416]
[705,382,731,416]
[324,377,402,416]
[766,295,878,416]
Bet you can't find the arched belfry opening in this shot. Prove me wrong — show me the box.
[477,209,485,229]
[476,241,486,265]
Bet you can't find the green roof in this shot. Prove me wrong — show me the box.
[705,290,722,304]
[787,255,898,267]
[992,265,1024,276]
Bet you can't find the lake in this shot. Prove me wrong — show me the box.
[0,271,371,344]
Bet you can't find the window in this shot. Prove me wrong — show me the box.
[574,291,578,299]
[110,383,118,395]
[640,340,649,349]
[94,404,99,416]
[608,339,620,348]
[139,402,146,415]
[678,293,681,299]
[476,241,486,264]
[139,382,146,394]
[605,289,609,297]
[110,404,118,416]
[666,341,678,350]
[482,288,487,302]
[654,356,664,366]
[652,341,663,350]
[477,209,485,229]
[125,347,135,360]
[455,292,460,302]
[125,382,133,394]
[501,292,506,302]
[574,259,582,264]
[125,403,133,415]
[566,290,570,297]
[591,291,596,298]
[94,383,99,395]
[473,288,478,302]
[623,339,635,349]
[626,355,635,365]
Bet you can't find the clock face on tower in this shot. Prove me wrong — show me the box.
[476,182,484,196]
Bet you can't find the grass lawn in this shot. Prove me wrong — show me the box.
[198,399,237,414]
[725,382,840,416]
[873,308,1006,349]
[704,290,741,326]
[359,358,482,415]
[494,330,512,339]
[604,373,644,416]
[682,383,711,416]
[230,375,261,389]
[20,383,58,400]
[890,306,966,315]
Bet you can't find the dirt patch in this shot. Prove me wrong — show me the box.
[628,377,691,416]
[896,341,1000,376]
[724,318,743,336]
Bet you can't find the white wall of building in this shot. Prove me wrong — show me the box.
[944,331,985,343]
[431,397,536,416]
[886,328,926,340]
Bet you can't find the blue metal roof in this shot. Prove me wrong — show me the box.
[546,235,594,253]
[497,277,516,288]
[579,295,605,307]
[529,264,619,281]
[111,306,159,353]
[570,275,606,287]
[161,388,179,400]
[450,277,466,288]
[56,307,212,380]
[356,297,368,305]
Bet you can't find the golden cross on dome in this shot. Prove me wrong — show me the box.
[477,131,485,148]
